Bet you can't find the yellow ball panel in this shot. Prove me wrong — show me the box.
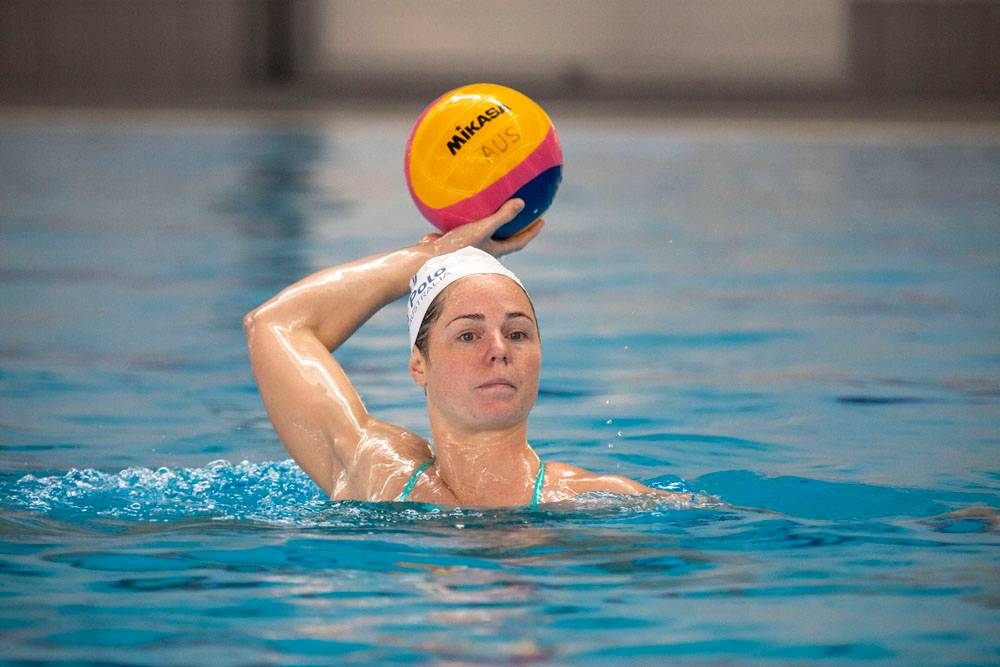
[407,84,555,209]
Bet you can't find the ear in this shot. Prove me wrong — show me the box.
[409,348,427,388]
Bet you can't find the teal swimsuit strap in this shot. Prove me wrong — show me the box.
[397,459,433,502]
[532,460,545,506]
[397,458,545,505]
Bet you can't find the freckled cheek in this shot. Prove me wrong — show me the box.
[434,351,481,382]
[521,352,542,384]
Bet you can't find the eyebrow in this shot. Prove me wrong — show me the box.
[446,312,535,327]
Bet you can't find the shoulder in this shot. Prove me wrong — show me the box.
[545,462,649,495]
[542,461,690,502]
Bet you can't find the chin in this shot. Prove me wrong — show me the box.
[429,390,536,432]
[467,405,533,431]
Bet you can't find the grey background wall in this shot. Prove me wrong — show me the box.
[0,0,275,96]
[0,0,997,105]
[304,0,848,97]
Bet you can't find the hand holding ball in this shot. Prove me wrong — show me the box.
[404,83,563,239]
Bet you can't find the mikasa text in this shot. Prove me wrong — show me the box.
[446,105,521,157]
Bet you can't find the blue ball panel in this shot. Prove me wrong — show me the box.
[492,166,563,240]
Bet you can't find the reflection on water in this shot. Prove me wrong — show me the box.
[225,130,341,240]
[3,467,996,663]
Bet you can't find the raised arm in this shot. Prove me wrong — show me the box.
[243,199,541,498]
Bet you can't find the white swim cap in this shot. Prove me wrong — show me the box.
[407,247,525,350]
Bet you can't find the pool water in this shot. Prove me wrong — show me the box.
[1,114,998,665]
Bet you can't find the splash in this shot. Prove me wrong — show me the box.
[4,459,703,527]
[7,460,327,524]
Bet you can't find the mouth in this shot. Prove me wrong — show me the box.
[477,379,516,390]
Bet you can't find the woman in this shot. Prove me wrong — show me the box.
[244,199,690,507]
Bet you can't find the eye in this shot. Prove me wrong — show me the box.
[458,331,477,342]
[508,330,530,341]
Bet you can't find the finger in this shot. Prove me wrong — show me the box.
[492,219,544,255]
[435,198,527,256]
[510,217,543,239]
[478,198,525,235]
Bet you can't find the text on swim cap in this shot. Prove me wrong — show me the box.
[446,105,510,156]
[408,267,448,311]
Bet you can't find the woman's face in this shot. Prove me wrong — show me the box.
[410,274,541,432]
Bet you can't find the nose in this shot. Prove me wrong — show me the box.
[486,330,509,364]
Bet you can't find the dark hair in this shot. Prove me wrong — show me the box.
[413,292,444,358]
[412,283,540,359]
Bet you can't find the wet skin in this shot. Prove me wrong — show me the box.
[411,274,540,435]
[245,199,693,506]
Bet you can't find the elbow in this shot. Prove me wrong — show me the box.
[244,304,307,347]
[244,306,287,343]
[243,309,261,339]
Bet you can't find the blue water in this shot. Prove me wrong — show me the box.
[1,115,998,665]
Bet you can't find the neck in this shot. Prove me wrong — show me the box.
[429,420,539,507]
